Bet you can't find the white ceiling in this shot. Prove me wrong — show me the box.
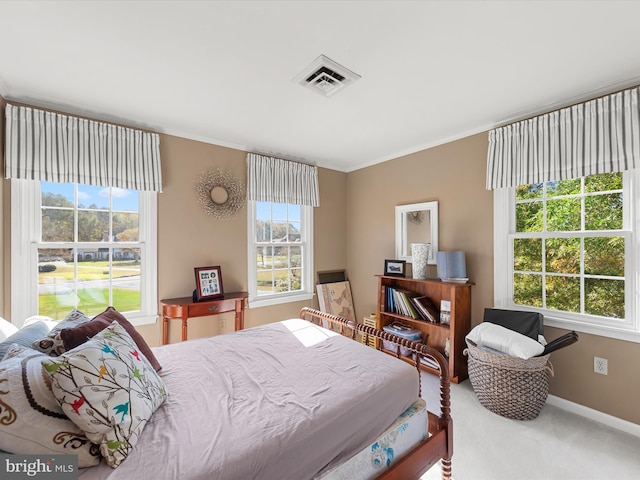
[2,1,640,172]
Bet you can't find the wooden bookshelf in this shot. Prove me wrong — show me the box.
[376,275,473,383]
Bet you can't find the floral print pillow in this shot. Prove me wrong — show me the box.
[43,321,167,467]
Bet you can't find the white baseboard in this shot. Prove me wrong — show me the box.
[547,394,640,438]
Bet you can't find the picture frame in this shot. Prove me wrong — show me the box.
[317,269,347,285]
[384,259,406,277]
[194,266,224,301]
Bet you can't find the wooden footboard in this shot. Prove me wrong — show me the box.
[300,308,453,480]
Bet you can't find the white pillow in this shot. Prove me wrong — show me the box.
[0,317,19,341]
[466,322,545,359]
[23,315,56,331]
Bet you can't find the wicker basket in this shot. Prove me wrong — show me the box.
[464,339,554,420]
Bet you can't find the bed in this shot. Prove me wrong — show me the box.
[299,308,453,480]
[68,307,452,480]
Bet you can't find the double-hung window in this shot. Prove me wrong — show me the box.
[247,201,314,307]
[6,104,161,326]
[494,171,639,340]
[11,180,158,326]
[489,86,640,342]
[246,153,318,308]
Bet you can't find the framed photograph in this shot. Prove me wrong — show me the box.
[384,259,406,277]
[194,266,224,301]
[440,299,451,325]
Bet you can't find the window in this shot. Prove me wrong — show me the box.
[247,201,314,307]
[11,180,157,326]
[494,170,640,341]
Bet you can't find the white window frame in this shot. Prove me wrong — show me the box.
[247,200,314,308]
[494,170,640,343]
[11,179,158,327]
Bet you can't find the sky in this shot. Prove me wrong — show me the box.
[42,182,139,212]
[256,202,300,221]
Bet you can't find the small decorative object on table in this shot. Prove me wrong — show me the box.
[411,243,430,279]
[194,266,224,301]
[384,259,406,277]
[439,299,451,325]
[437,250,467,282]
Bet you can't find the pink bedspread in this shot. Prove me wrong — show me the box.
[79,319,419,480]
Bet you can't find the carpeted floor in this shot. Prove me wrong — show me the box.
[419,372,640,480]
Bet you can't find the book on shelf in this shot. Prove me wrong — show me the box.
[410,295,439,323]
[392,289,416,319]
[391,290,403,315]
[385,287,422,320]
[416,353,440,370]
[386,286,397,315]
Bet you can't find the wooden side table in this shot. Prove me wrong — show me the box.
[161,292,248,345]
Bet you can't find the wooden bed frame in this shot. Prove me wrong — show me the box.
[300,308,453,480]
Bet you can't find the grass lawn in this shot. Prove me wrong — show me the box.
[39,288,140,319]
[39,261,140,283]
[256,268,301,293]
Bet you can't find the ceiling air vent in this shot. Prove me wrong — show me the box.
[293,55,361,98]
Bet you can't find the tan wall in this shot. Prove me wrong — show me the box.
[0,116,348,346]
[546,325,640,423]
[346,133,494,327]
[142,133,347,346]
[346,131,640,425]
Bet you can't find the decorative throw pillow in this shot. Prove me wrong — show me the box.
[0,317,18,342]
[0,321,53,361]
[0,344,101,466]
[44,321,168,468]
[32,309,90,356]
[466,322,545,359]
[60,306,162,371]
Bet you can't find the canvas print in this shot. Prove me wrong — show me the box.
[316,281,356,322]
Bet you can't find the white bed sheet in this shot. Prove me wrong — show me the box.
[79,319,419,480]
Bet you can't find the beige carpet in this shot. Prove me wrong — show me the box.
[419,373,640,480]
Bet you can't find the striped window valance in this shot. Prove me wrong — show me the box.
[4,104,162,191]
[247,153,319,207]
[486,86,640,190]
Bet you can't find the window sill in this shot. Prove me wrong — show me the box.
[544,314,640,344]
[125,313,159,327]
[249,292,314,309]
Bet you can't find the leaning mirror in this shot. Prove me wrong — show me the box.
[395,201,439,264]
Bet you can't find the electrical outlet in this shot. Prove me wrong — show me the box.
[219,317,225,332]
[594,356,608,375]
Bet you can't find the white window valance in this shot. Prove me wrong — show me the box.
[246,153,319,207]
[486,86,640,190]
[4,104,162,191]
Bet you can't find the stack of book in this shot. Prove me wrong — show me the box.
[385,287,439,323]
